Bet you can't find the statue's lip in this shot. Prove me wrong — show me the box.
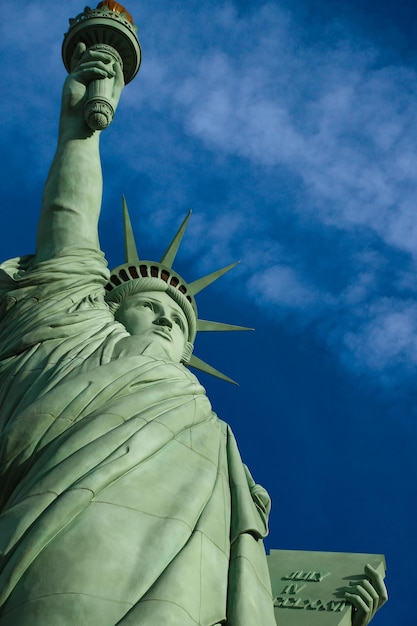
[152,327,172,341]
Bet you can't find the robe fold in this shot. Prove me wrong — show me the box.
[0,249,275,625]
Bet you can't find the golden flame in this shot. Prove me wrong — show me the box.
[96,0,134,24]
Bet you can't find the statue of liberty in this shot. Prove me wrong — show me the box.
[0,3,387,625]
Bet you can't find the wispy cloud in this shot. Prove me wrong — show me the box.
[343,298,417,371]
[126,2,417,386]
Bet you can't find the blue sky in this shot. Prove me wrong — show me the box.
[1,1,416,623]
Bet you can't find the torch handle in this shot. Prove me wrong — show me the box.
[83,43,124,131]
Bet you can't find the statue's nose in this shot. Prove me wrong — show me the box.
[156,315,172,328]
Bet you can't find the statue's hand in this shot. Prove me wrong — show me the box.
[345,564,388,626]
[60,42,125,133]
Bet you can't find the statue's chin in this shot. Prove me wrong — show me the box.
[112,334,177,362]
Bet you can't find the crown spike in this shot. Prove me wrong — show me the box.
[189,261,239,296]
[189,355,238,385]
[197,320,253,332]
[160,210,192,268]
[122,195,140,263]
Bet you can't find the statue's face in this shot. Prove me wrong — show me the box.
[115,290,189,362]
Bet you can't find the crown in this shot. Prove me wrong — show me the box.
[104,198,252,384]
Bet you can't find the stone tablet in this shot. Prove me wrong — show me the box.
[268,549,386,626]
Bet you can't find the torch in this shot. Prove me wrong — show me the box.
[62,1,141,131]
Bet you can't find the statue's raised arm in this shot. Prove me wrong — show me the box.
[35,43,125,263]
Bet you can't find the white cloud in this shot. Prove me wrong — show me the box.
[342,299,417,371]
[247,264,336,328]
[131,4,417,257]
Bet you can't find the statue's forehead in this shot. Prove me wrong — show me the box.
[125,290,188,317]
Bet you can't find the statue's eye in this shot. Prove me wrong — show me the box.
[173,315,185,331]
[141,301,154,310]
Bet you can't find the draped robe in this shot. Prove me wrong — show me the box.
[0,248,275,625]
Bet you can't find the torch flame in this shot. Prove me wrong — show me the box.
[96,0,134,24]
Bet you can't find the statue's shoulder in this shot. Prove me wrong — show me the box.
[0,254,34,281]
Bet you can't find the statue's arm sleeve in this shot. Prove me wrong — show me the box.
[0,246,112,362]
[35,130,103,263]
